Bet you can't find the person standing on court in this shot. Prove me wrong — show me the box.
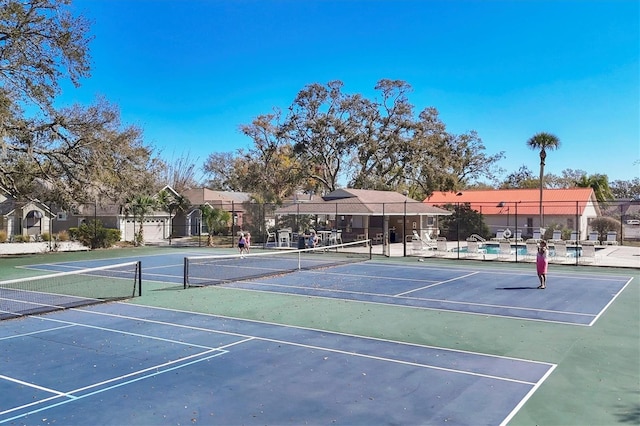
[536,240,549,289]
[238,233,247,258]
[245,232,251,253]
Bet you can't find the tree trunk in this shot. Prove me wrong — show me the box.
[538,150,546,230]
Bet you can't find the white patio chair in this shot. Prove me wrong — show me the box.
[277,229,291,247]
[588,232,600,244]
[551,230,562,242]
[570,231,579,243]
[373,233,383,244]
[266,232,276,246]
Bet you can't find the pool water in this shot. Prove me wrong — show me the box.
[456,244,604,257]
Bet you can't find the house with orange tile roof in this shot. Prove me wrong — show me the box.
[424,188,600,240]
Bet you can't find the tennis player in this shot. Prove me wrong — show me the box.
[536,240,549,289]
[238,233,247,258]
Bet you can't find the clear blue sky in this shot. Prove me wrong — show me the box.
[58,0,639,184]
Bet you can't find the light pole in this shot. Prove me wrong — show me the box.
[403,190,408,257]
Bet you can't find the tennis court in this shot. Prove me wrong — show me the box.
[1,246,638,425]
[20,248,633,326]
[0,302,554,425]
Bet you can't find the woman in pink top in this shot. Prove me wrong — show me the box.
[536,240,549,289]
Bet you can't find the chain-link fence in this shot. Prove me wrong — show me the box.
[38,198,639,251]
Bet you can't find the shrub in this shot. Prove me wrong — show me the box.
[41,232,51,242]
[0,230,6,243]
[74,220,120,249]
[591,216,621,241]
[57,230,70,242]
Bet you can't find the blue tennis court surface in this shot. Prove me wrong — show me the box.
[23,255,633,326]
[227,262,632,326]
[0,303,554,425]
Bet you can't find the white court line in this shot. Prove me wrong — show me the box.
[69,306,552,385]
[589,276,635,326]
[500,364,558,426]
[0,324,74,340]
[361,260,636,282]
[229,279,596,319]
[0,343,244,423]
[220,285,597,327]
[395,271,480,296]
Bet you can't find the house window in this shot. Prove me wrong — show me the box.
[567,218,574,229]
[57,212,67,221]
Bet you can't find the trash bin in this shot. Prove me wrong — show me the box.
[298,235,306,249]
[390,228,396,243]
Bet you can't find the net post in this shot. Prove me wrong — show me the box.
[183,257,189,289]
[137,260,142,296]
[368,239,372,260]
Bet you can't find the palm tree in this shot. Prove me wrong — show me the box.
[527,132,560,230]
[157,189,190,244]
[200,204,231,247]
[575,174,614,203]
[125,195,157,246]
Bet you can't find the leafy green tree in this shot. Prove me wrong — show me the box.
[610,177,640,199]
[526,132,561,228]
[284,80,361,193]
[0,1,161,207]
[438,203,490,241]
[500,165,538,189]
[0,0,91,109]
[124,195,157,246]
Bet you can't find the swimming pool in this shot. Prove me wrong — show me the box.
[455,243,604,257]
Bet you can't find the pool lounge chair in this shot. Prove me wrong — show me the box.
[604,231,618,245]
[525,240,539,261]
[550,230,562,242]
[498,241,512,259]
[466,240,486,259]
[551,241,573,262]
[580,242,597,264]
[491,230,504,241]
[435,238,449,256]
[532,229,542,241]
[588,232,600,244]
[412,230,436,251]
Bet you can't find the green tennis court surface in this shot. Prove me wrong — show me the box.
[0,247,638,425]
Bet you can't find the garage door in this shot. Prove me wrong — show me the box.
[123,218,167,242]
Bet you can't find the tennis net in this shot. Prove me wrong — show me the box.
[0,261,142,321]
[184,239,372,288]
